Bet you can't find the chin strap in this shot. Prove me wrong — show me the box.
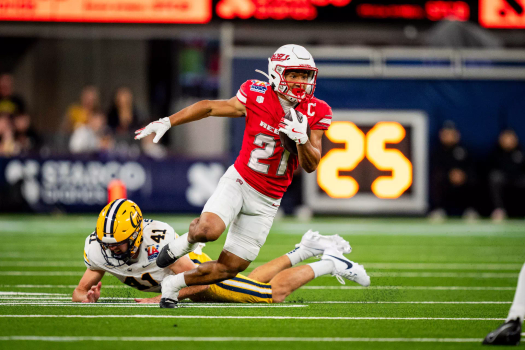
[255,69,271,80]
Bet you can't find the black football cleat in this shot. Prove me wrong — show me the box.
[156,245,178,268]
[483,319,521,346]
[160,298,178,308]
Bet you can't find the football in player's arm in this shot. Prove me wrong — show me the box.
[73,200,370,304]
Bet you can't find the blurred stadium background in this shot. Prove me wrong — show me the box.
[2,0,525,220]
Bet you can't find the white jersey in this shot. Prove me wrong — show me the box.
[83,219,178,292]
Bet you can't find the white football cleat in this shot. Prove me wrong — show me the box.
[296,230,352,256]
[322,248,370,287]
[159,275,182,308]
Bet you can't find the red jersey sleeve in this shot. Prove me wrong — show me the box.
[236,80,251,106]
[309,99,333,131]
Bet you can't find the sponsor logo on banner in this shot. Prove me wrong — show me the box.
[3,159,146,206]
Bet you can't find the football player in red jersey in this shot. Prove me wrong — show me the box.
[135,44,369,308]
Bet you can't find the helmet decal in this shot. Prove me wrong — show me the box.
[103,198,126,235]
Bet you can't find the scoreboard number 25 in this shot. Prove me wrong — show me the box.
[318,121,412,199]
[305,110,428,214]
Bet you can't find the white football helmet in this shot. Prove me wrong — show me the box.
[258,44,318,104]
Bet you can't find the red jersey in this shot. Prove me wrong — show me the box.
[234,79,332,199]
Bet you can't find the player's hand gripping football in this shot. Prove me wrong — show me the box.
[279,108,308,145]
[134,117,171,143]
[82,281,101,303]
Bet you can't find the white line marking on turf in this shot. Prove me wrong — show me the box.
[0,303,306,308]
[0,299,512,305]
[0,292,69,296]
[0,261,522,270]
[1,271,519,278]
[301,286,516,290]
[0,336,491,343]
[0,261,83,267]
[0,272,84,276]
[305,301,512,304]
[0,285,517,291]
[272,221,525,236]
[0,315,506,321]
[366,272,519,278]
[364,263,524,271]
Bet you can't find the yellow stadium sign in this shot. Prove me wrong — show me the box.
[0,0,212,23]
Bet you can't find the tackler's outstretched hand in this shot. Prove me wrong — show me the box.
[82,281,101,303]
[134,117,171,143]
[279,108,308,145]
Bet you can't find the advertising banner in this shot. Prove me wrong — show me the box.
[0,156,226,213]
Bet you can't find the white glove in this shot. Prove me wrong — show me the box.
[134,117,171,143]
[278,108,308,145]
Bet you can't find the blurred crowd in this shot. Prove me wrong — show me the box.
[0,73,166,160]
[429,121,525,222]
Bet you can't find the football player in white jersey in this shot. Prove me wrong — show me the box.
[73,199,370,304]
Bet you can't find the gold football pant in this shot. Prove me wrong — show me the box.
[187,251,273,303]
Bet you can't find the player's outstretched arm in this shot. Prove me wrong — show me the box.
[135,97,246,143]
[72,269,105,302]
[297,129,323,173]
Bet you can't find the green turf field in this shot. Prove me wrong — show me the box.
[0,215,524,349]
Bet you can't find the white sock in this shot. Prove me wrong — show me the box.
[161,273,187,299]
[308,260,335,278]
[507,263,525,324]
[286,247,317,266]
[167,232,199,258]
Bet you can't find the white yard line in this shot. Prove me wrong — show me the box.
[0,272,84,276]
[364,263,523,270]
[0,262,83,267]
[0,315,506,321]
[367,272,519,278]
[321,272,520,278]
[0,298,511,305]
[0,292,69,296]
[305,301,511,304]
[302,286,517,290]
[0,303,306,308]
[0,285,93,289]
[3,219,525,236]
[0,271,519,278]
[0,284,517,291]
[0,336,495,343]
[0,262,522,270]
